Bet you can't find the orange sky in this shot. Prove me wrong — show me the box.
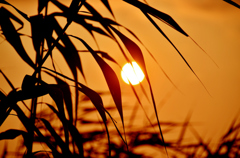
[0,0,240,156]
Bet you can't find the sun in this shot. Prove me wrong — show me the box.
[121,61,145,85]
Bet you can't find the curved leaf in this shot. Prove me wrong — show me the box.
[0,0,30,21]
[110,26,147,76]
[224,0,240,8]
[0,129,27,140]
[77,84,111,156]
[69,35,123,124]
[110,26,168,156]
[0,7,35,68]
[47,72,73,123]
[123,0,188,36]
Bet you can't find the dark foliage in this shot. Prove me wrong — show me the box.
[0,0,238,157]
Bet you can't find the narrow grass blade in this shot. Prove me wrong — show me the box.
[1,90,60,156]
[0,6,23,30]
[110,26,147,76]
[0,73,30,126]
[32,1,85,77]
[101,0,114,18]
[0,70,15,90]
[110,26,168,156]
[0,7,35,68]
[95,51,117,63]
[72,36,126,147]
[224,0,240,8]
[45,103,84,157]
[128,83,156,130]
[69,35,124,126]
[67,0,83,23]
[0,129,27,140]
[0,91,12,126]
[45,15,85,126]
[176,112,192,146]
[46,72,73,123]
[123,26,181,92]
[46,16,84,79]
[0,0,30,21]
[40,118,72,156]
[41,82,70,147]
[143,12,211,96]
[42,68,127,153]
[189,36,219,68]
[123,0,188,36]
[83,2,116,38]
[9,100,62,157]
[77,84,111,156]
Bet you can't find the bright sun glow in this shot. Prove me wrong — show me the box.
[121,61,145,85]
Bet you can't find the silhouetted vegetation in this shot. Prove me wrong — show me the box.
[0,0,239,157]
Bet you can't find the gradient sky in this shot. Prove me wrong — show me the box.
[0,0,240,156]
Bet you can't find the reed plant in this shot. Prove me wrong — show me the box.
[0,0,239,157]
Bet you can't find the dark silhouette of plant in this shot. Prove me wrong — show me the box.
[224,0,240,8]
[0,0,235,158]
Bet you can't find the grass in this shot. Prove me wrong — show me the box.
[0,0,239,157]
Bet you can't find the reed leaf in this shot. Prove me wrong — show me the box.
[0,7,35,69]
[0,129,27,140]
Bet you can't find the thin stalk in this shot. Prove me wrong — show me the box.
[32,1,85,77]
[26,97,37,157]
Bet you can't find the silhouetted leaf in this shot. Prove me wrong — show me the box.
[110,26,147,75]
[30,14,45,65]
[45,103,84,157]
[0,129,27,140]
[47,0,114,42]
[46,16,84,79]
[42,67,128,153]
[0,0,30,21]
[9,100,62,157]
[143,12,211,96]
[77,84,106,122]
[0,7,35,69]
[96,51,117,64]
[83,2,116,38]
[44,15,86,124]
[69,35,123,125]
[38,0,49,14]
[40,118,72,156]
[0,91,10,126]
[110,26,168,156]
[46,72,73,123]
[123,0,188,36]
[123,26,181,91]
[77,83,112,156]
[67,0,82,22]
[15,88,48,101]
[0,70,14,90]
[176,112,192,145]
[21,75,37,91]
[101,0,114,17]
[224,0,240,9]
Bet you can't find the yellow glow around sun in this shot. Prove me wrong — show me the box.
[121,61,145,85]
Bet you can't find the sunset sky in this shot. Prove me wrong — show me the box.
[0,0,240,156]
